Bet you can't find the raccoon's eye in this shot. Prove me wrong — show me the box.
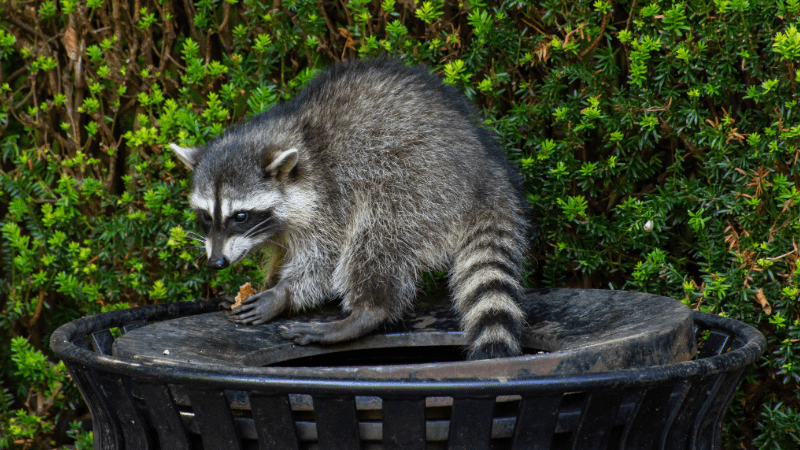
[234,212,248,223]
[199,211,212,224]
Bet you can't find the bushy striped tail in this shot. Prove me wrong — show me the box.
[450,213,527,360]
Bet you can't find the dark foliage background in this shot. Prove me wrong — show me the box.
[1,0,799,447]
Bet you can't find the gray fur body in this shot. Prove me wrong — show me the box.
[172,59,531,360]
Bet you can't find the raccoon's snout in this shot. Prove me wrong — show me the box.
[208,256,230,270]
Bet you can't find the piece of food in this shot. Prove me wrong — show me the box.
[233,282,255,308]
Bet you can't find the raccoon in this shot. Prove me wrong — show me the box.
[171,58,532,360]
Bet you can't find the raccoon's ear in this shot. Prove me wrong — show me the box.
[266,148,299,181]
[170,143,201,170]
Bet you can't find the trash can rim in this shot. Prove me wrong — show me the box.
[50,295,765,396]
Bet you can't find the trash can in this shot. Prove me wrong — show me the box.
[51,289,765,450]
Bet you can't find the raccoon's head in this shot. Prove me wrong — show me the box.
[170,142,298,270]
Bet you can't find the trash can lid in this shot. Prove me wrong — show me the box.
[112,289,696,380]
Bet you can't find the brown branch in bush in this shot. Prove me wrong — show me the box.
[316,36,340,61]
[283,6,316,66]
[181,0,205,57]
[94,0,114,37]
[204,29,214,65]
[133,0,142,32]
[158,19,177,85]
[112,0,124,45]
[4,65,29,88]
[626,0,638,32]
[519,17,546,36]
[60,62,80,148]
[12,88,33,115]
[338,0,355,27]
[54,134,77,155]
[18,291,45,330]
[317,0,342,59]
[578,12,610,61]
[317,0,339,39]
[94,111,116,146]
[218,1,232,52]
[658,116,702,160]
[5,8,50,42]
[140,24,156,69]
[117,0,138,72]
[164,52,186,72]
[562,22,588,48]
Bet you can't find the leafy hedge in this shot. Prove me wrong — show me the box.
[1,0,799,448]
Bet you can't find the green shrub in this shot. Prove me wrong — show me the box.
[1,0,799,448]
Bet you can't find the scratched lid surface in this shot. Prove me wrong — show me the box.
[112,289,696,380]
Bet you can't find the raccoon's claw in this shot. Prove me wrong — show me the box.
[279,323,329,345]
[225,289,287,326]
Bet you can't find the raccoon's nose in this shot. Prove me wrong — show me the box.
[208,256,229,270]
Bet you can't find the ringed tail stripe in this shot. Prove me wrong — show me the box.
[465,307,525,339]
[456,278,521,312]
[451,260,520,288]
[457,227,519,255]
[462,289,525,327]
[459,221,516,242]
[457,239,519,268]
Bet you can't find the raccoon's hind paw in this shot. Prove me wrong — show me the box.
[279,321,366,345]
[279,322,329,346]
[279,310,389,346]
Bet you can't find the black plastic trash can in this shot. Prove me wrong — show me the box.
[51,289,765,450]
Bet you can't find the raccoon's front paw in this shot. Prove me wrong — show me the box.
[226,288,287,325]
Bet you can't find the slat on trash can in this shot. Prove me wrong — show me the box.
[447,397,495,450]
[69,367,125,449]
[313,396,361,450]
[250,392,300,450]
[96,373,153,449]
[624,383,687,449]
[123,321,148,333]
[382,397,425,450]
[139,383,190,450]
[663,376,720,450]
[698,330,731,359]
[689,369,744,450]
[572,391,623,450]
[91,329,115,355]
[511,394,562,450]
[186,388,242,450]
